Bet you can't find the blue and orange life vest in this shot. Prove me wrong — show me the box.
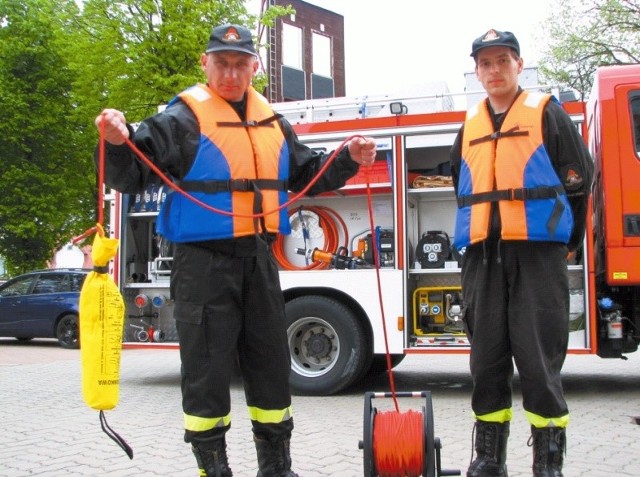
[156,84,290,242]
[454,91,573,250]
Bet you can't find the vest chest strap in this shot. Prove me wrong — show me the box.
[176,178,288,194]
[457,184,565,208]
[468,125,529,146]
[216,113,282,128]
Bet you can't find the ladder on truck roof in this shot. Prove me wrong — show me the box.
[270,84,572,125]
[271,90,457,125]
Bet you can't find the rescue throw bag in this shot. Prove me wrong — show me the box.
[416,231,451,268]
[79,223,133,459]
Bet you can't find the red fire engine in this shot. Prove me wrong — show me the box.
[109,64,640,396]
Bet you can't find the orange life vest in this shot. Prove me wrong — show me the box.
[454,91,573,249]
[156,84,290,242]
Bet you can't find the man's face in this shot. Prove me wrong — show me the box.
[475,46,523,101]
[201,51,258,102]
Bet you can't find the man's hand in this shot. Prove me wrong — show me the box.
[95,109,129,145]
[348,137,377,166]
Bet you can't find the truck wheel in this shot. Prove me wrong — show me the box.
[286,295,369,396]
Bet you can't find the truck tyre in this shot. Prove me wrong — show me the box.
[285,295,369,396]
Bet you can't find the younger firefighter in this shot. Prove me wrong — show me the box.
[450,29,593,477]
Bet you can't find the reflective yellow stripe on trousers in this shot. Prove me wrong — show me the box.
[184,413,231,432]
[247,405,293,424]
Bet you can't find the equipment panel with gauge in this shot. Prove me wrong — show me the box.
[412,286,465,336]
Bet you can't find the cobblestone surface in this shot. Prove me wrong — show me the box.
[1,338,639,476]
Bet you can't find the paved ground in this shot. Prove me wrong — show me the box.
[1,338,639,476]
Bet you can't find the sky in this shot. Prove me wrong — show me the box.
[251,0,553,101]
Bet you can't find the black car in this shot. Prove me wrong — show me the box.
[0,269,89,349]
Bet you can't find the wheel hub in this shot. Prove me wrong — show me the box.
[304,329,333,359]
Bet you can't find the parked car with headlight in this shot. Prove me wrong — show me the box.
[0,269,88,349]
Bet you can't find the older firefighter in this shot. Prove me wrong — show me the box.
[95,23,376,477]
[450,29,593,477]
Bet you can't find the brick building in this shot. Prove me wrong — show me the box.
[259,0,346,102]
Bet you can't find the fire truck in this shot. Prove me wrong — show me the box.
[108,64,640,396]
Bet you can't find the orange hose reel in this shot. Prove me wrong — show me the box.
[360,391,460,477]
[273,205,348,270]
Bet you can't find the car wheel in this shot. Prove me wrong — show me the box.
[56,314,79,349]
[286,295,370,396]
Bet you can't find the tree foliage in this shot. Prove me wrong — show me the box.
[69,0,291,122]
[0,0,291,275]
[540,0,640,99]
[0,0,92,274]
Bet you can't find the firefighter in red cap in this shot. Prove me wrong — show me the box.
[450,29,593,477]
[95,23,376,477]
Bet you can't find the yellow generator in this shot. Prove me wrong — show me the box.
[412,286,464,336]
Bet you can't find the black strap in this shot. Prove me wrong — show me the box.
[469,125,529,146]
[546,194,566,239]
[216,113,282,128]
[457,184,565,208]
[176,178,287,194]
[93,265,109,274]
[457,184,566,238]
[100,410,134,459]
[175,177,286,239]
[177,178,281,238]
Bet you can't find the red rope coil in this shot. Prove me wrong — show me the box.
[373,410,425,477]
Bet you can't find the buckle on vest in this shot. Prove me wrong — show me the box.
[230,179,252,192]
[506,188,525,201]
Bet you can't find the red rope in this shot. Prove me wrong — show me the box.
[73,119,107,243]
[373,410,424,477]
[97,118,105,225]
[75,119,361,243]
[364,170,400,412]
[364,171,428,475]
[117,121,363,219]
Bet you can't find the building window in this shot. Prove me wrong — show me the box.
[282,23,303,69]
[312,32,331,78]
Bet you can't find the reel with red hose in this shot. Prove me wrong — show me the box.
[359,391,460,476]
[357,167,460,476]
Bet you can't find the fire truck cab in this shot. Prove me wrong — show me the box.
[111,64,640,396]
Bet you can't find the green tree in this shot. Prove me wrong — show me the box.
[70,0,292,122]
[0,0,93,275]
[0,0,292,275]
[540,0,640,99]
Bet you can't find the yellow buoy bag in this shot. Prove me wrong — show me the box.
[80,225,125,410]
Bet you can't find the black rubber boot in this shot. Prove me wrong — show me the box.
[467,421,509,477]
[254,435,299,477]
[192,437,233,477]
[530,426,566,477]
